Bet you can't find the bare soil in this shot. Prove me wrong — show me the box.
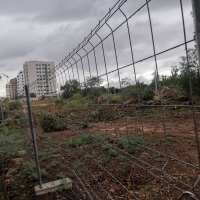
[6,103,200,199]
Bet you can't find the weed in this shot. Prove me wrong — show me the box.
[38,135,51,140]
[102,145,111,151]
[126,145,135,154]
[109,149,118,157]
[106,134,116,141]
[98,156,110,165]
[59,178,70,191]
[41,168,48,177]
[142,185,151,191]
[46,161,59,170]
[118,136,145,149]
[57,172,66,179]
[68,134,92,147]
[116,155,123,162]
[74,162,82,170]
[80,155,91,163]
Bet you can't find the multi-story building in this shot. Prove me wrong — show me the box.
[17,70,25,97]
[10,78,18,99]
[23,61,57,98]
[6,83,11,98]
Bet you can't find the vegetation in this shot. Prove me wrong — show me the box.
[0,46,199,199]
[58,47,199,104]
[30,93,36,98]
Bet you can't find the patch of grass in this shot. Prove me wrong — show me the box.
[46,161,59,170]
[38,135,51,140]
[60,141,69,147]
[118,136,145,149]
[142,185,151,191]
[68,134,92,147]
[59,178,71,191]
[109,149,118,157]
[80,155,92,163]
[57,172,66,179]
[126,145,135,154]
[116,155,123,161]
[74,162,83,170]
[97,156,110,165]
[41,168,48,178]
[106,134,116,141]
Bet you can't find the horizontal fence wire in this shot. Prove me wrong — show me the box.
[18,0,200,199]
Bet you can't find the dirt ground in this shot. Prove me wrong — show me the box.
[7,103,200,199]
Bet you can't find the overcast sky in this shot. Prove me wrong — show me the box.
[0,0,195,95]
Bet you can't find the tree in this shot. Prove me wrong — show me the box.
[61,79,80,99]
[30,93,36,98]
[178,47,200,97]
[149,46,200,99]
[84,76,103,88]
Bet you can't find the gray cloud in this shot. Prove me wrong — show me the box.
[0,0,195,95]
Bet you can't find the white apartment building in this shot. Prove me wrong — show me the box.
[23,61,57,98]
[6,83,11,98]
[17,70,25,96]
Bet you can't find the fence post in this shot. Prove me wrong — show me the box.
[192,0,200,70]
[25,85,43,188]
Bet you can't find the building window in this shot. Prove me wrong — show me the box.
[42,64,44,66]
[36,64,38,66]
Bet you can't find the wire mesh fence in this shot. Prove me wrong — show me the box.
[10,0,200,199]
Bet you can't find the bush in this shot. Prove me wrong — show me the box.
[54,98,64,105]
[40,115,67,133]
[107,95,122,104]
[72,93,82,100]
[6,100,22,110]
[141,88,154,101]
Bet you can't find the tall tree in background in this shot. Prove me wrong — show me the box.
[61,79,80,99]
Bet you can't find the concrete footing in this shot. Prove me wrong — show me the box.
[34,178,72,195]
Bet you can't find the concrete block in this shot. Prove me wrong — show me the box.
[34,178,72,195]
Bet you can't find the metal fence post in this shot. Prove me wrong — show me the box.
[25,85,43,188]
[192,0,200,70]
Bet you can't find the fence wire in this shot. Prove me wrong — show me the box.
[19,0,200,199]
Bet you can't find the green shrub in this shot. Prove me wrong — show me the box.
[54,98,64,105]
[40,115,67,133]
[107,95,122,104]
[6,100,22,110]
[72,93,82,100]
[141,88,154,101]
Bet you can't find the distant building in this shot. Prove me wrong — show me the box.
[17,70,25,97]
[23,61,57,99]
[10,78,18,99]
[6,83,11,98]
